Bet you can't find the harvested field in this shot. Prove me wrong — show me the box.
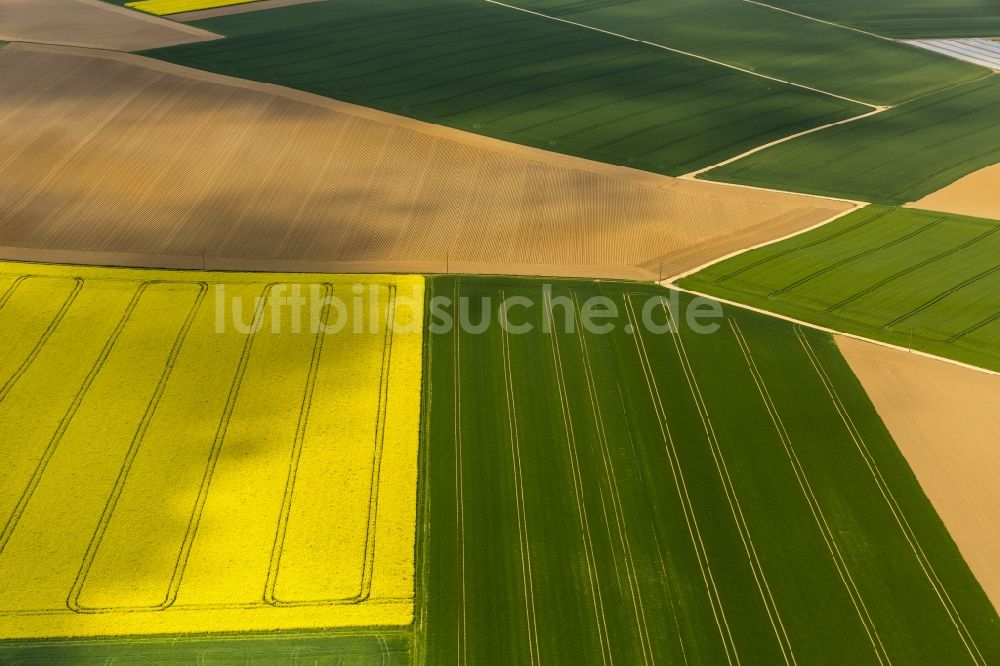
[910,162,1000,220]
[0,0,218,51]
[150,0,865,176]
[679,205,1000,372]
[839,335,1000,613]
[0,43,853,280]
[170,0,323,22]
[0,261,423,640]
[422,276,1000,662]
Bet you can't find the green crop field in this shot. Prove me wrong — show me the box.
[419,275,1000,664]
[705,75,1000,203]
[680,206,1000,372]
[142,0,864,176]
[515,0,985,105]
[0,632,411,664]
[762,0,1000,39]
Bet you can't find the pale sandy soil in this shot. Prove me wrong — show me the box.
[910,162,1000,220]
[171,0,322,21]
[0,43,853,279]
[839,335,1000,612]
[0,0,219,50]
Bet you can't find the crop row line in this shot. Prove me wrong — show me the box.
[731,321,891,664]
[622,296,739,665]
[797,328,986,664]
[574,293,653,665]
[826,223,1000,313]
[543,288,613,665]
[657,298,796,664]
[498,290,541,666]
[768,215,946,298]
[67,282,208,614]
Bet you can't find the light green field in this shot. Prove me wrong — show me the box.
[420,275,1000,663]
[680,206,1000,371]
[706,75,1000,204]
[515,0,985,105]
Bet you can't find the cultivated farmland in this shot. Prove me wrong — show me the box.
[912,162,1000,220]
[0,261,423,640]
[421,276,1000,663]
[0,43,853,280]
[146,0,865,176]
[840,335,1000,612]
[679,206,1000,371]
[705,76,1000,204]
[0,0,219,50]
[761,0,1000,39]
[514,0,985,105]
[126,0,270,17]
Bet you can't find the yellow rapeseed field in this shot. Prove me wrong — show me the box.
[125,0,261,16]
[0,261,423,639]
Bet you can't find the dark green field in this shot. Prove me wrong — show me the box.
[705,75,1000,203]
[419,275,1000,663]
[680,206,1000,372]
[516,0,985,105]
[142,0,863,176]
[762,0,1000,38]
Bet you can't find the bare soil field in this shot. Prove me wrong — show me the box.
[0,0,218,51]
[0,43,853,279]
[839,335,1000,612]
[910,162,1000,220]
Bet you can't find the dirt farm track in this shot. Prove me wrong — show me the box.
[0,43,853,279]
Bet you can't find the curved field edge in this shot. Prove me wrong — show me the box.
[701,74,1000,205]
[678,205,1000,373]
[418,275,999,663]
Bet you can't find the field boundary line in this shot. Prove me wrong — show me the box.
[485,0,876,109]
[797,329,987,664]
[669,286,1000,377]
[67,282,208,613]
[738,0,895,41]
[543,288,613,665]
[729,320,891,664]
[623,296,739,665]
[0,283,148,556]
[498,290,541,665]
[682,105,887,179]
[573,293,653,664]
[655,297,796,664]
[0,277,83,405]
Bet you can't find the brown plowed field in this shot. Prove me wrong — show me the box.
[839,335,1000,613]
[0,0,219,51]
[0,43,854,279]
